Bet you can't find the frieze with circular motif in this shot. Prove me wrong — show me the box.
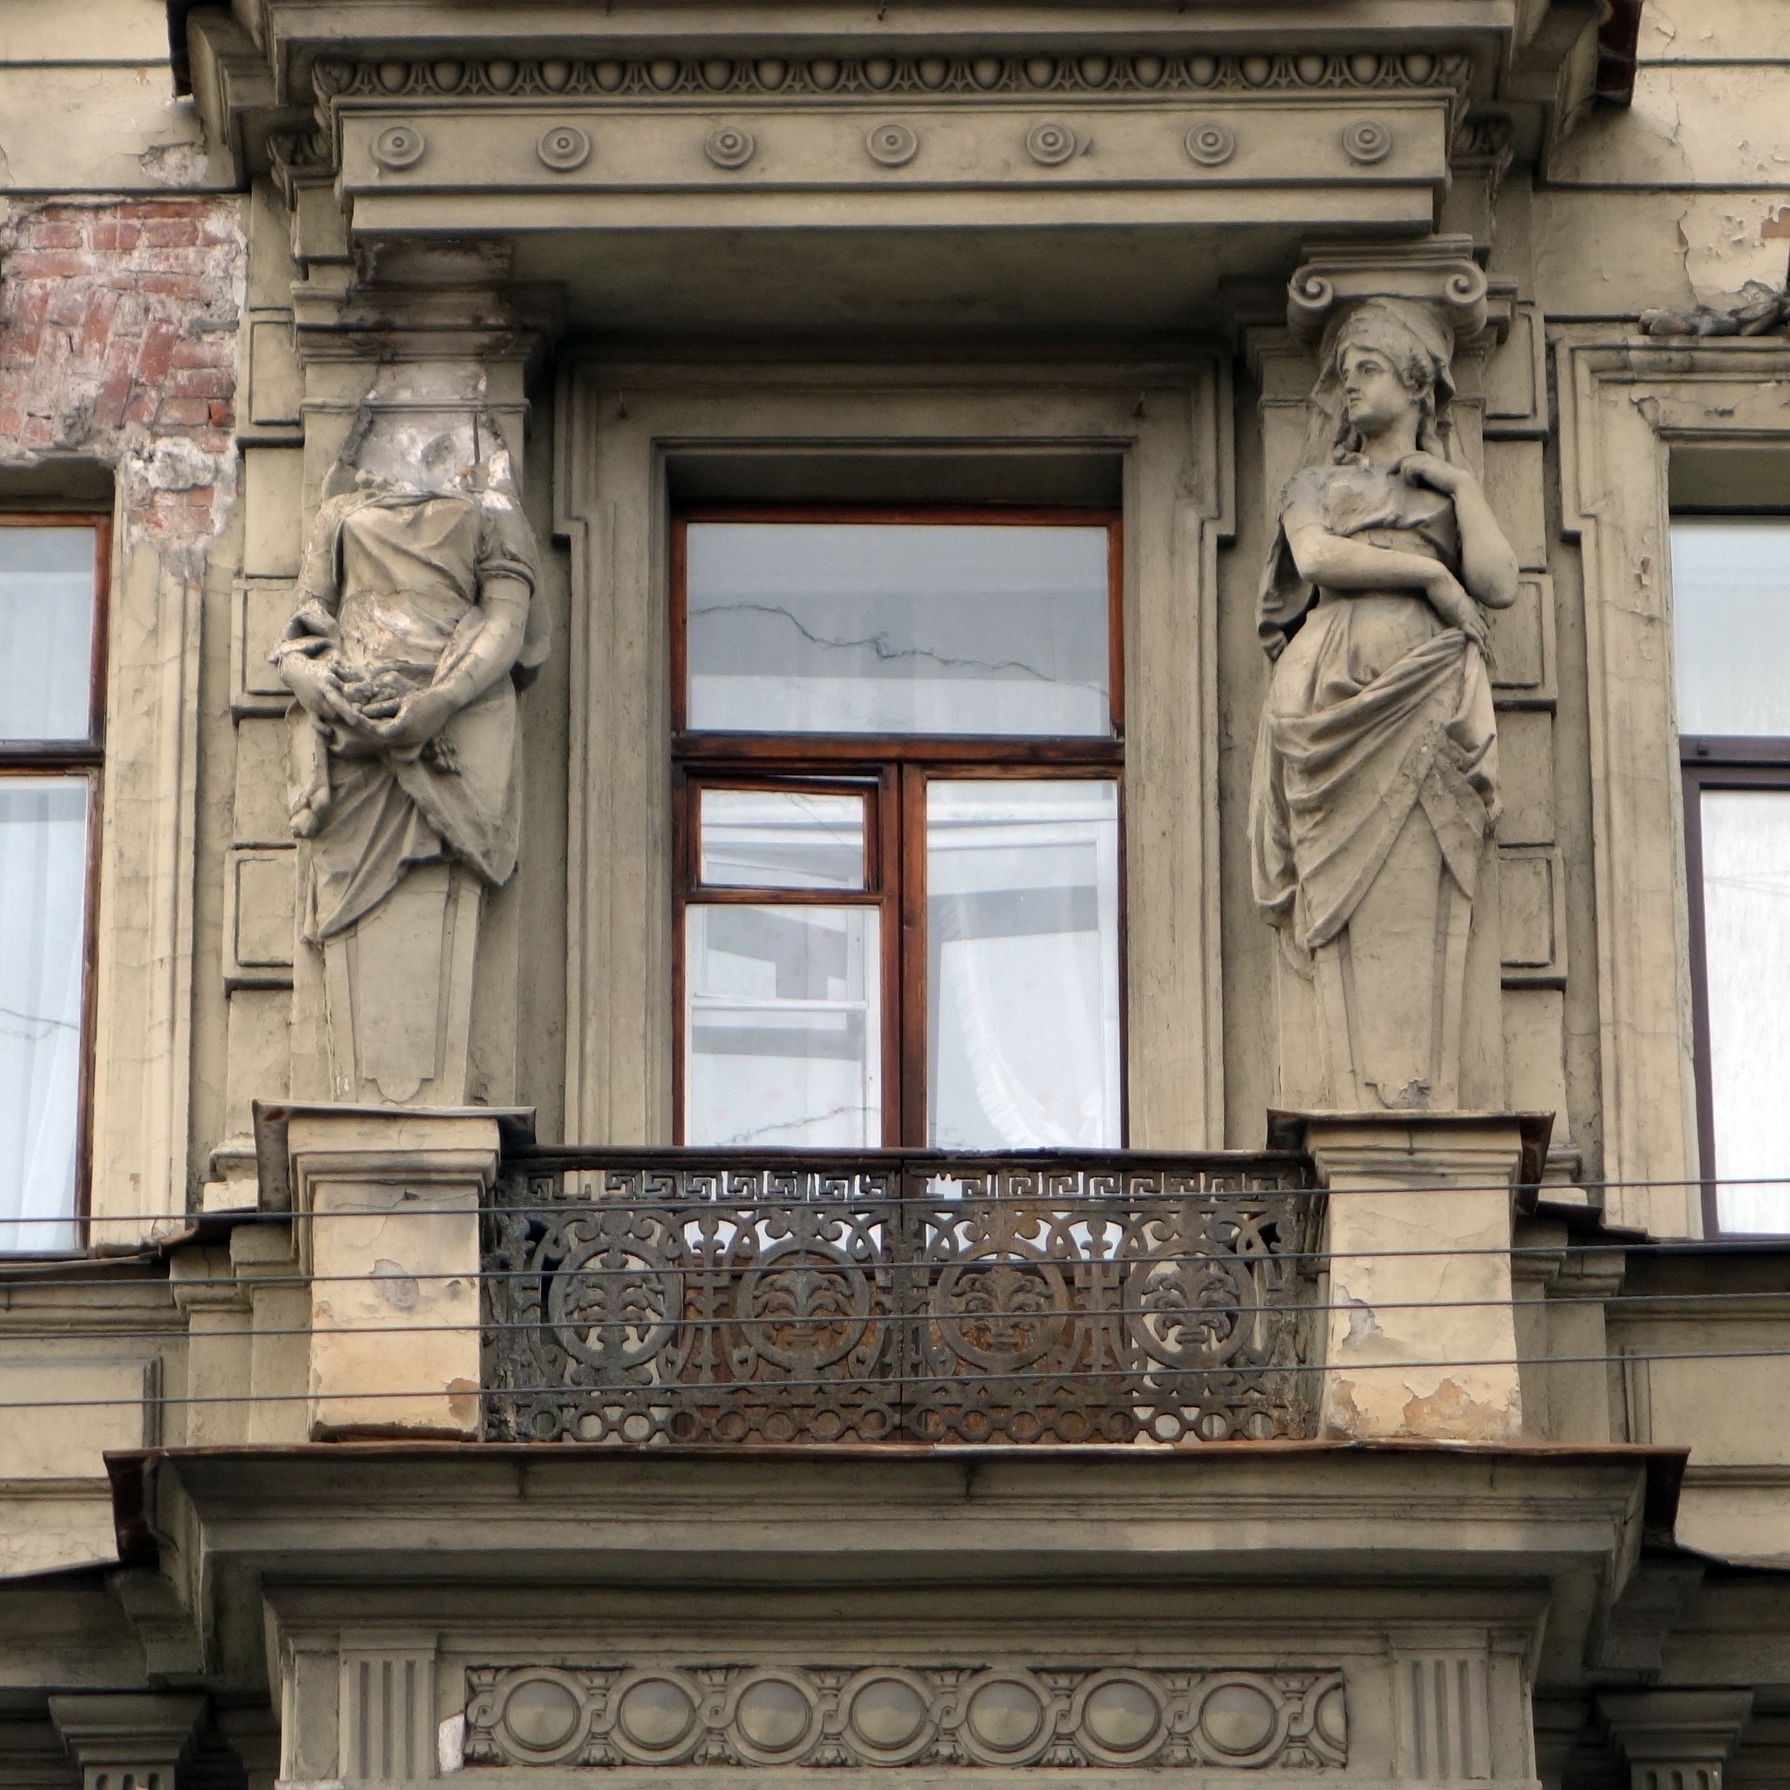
[460,1661,1347,1769]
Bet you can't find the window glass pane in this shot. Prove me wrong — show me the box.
[927,779,1120,1148]
[1701,788,1790,1232]
[700,788,865,890]
[0,527,96,742]
[0,778,88,1251]
[685,904,881,1147]
[687,522,1111,736]
[1671,519,1790,737]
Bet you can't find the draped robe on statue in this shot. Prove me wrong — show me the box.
[275,470,546,1105]
[1250,458,1499,1109]
[280,481,546,942]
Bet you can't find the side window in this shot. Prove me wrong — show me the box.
[1673,515,1790,1234]
[673,508,1124,1149]
[0,517,106,1251]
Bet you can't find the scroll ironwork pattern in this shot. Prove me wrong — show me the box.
[483,1153,1320,1446]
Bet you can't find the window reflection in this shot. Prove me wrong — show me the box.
[699,788,865,891]
[686,522,1111,737]
[926,780,1121,1149]
[0,527,96,742]
[685,904,881,1147]
[1699,789,1790,1233]
[0,779,87,1251]
[1672,519,1790,737]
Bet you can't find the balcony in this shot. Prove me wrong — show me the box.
[481,1149,1321,1448]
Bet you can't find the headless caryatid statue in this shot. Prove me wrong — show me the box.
[274,392,547,1106]
[1250,297,1518,1111]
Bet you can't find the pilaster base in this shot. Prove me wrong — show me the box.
[1272,1110,1549,1442]
[254,1102,530,1441]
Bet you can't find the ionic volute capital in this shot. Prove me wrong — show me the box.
[1287,233,1494,348]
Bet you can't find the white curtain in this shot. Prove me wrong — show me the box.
[928,781,1121,1150]
[0,780,87,1251]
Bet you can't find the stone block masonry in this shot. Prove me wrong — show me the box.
[0,197,245,569]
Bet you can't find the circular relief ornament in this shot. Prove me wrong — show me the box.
[704,124,756,169]
[536,124,592,172]
[1025,120,1078,166]
[501,1677,583,1756]
[371,124,426,170]
[1341,118,1393,163]
[865,121,919,167]
[1185,121,1236,167]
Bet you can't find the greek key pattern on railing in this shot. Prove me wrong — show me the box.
[482,1153,1319,1446]
[462,1661,1347,1770]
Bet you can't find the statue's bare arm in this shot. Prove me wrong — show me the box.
[1283,489,1494,649]
[1395,454,1519,609]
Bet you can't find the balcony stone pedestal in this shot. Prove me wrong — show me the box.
[1273,1111,1548,1442]
[254,1103,528,1441]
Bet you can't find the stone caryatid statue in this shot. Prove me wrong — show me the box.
[1250,290,1518,1112]
[274,395,547,1106]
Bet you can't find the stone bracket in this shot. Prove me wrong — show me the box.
[1287,231,1503,346]
[1599,1688,1755,1790]
[48,1693,207,1790]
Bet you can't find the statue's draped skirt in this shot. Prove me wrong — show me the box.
[1251,588,1498,956]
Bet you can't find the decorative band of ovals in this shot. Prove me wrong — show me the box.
[460,1661,1348,1770]
[865,121,919,167]
[537,124,593,171]
[704,124,756,168]
[370,124,427,170]
[1184,121,1236,166]
[1024,120,1078,166]
[1340,118,1393,164]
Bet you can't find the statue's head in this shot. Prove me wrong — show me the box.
[1317,297,1456,460]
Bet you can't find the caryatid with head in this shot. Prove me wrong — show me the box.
[1250,295,1519,1111]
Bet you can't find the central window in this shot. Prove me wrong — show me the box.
[673,507,1124,1149]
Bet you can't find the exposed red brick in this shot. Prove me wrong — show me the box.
[0,197,244,560]
[139,220,201,249]
[154,396,213,427]
[29,222,86,251]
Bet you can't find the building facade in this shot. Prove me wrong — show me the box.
[3,1,1790,1784]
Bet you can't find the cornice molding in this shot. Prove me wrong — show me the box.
[313,47,1471,109]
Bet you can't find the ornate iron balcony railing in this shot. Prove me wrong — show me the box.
[483,1150,1321,1448]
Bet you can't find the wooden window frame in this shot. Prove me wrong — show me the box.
[671,504,1126,1148]
[0,512,110,1242]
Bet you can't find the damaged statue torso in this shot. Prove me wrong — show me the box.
[277,479,544,942]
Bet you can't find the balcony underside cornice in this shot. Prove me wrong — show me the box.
[182,3,1604,335]
[115,1441,1674,1694]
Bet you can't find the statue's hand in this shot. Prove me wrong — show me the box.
[1396,451,1466,497]
[278,649,383,741]
[368,685,458,749]
[1422,567,1489,652]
